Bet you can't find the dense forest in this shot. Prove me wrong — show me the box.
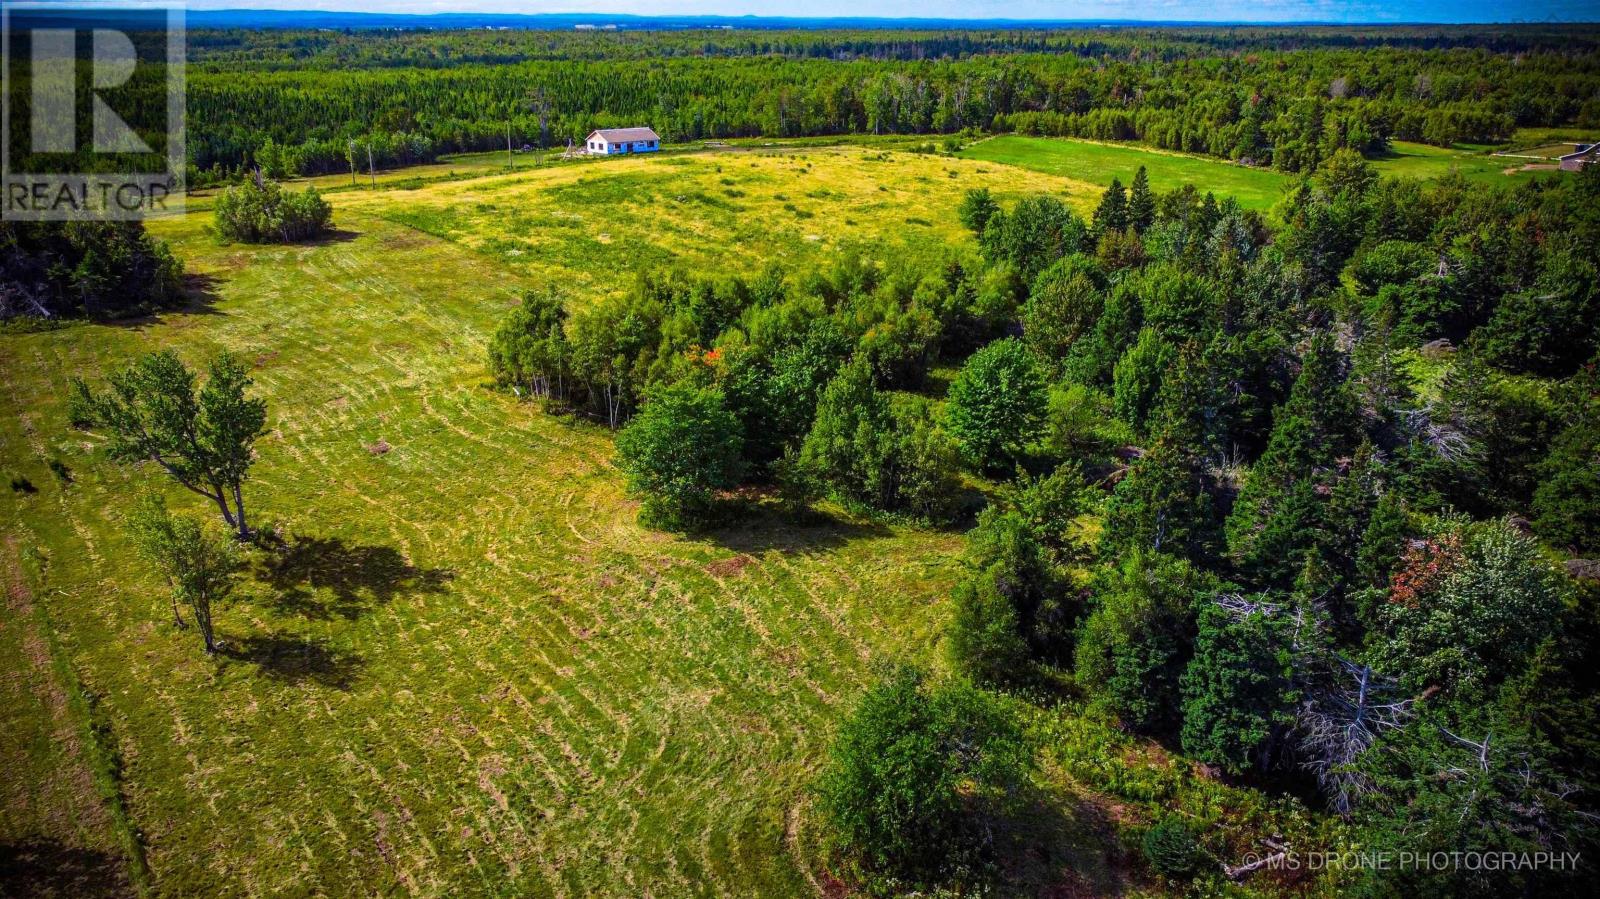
[178,26,1600,178]
[488,154,1600,893]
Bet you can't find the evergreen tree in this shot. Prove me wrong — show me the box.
[1022,255,1105,372]
[1112,328,1175,440]
[1181,596,1294,774]
[1128,165,1156,234]
[1533,411,1600,555]
[1074,552,1207,733]
[957,187,999,235]
[818,668,1029,887]
[1091,177,1130,237]
[1103,436,1223,565]
[1225,333,1361,583]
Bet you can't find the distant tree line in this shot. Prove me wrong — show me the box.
[176,27,1600,179]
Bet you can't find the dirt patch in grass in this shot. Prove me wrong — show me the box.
[704,554,756,578]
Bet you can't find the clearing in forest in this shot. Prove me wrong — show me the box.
[0,146,1114,896]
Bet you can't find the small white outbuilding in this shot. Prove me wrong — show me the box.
[584,127,661,155]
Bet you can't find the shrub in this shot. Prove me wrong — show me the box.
[948,565,1031,685]
[213,178,333,243]
[614,383,744,529]
[817,668,1029,887]
[1142,819,1202,880]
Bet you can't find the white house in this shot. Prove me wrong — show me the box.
[585,127,660,155]
[1559,143,1599,172]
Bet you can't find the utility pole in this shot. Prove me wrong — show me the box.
[507,121,514,171]
[367,143,376,189]
[347,140,358,188]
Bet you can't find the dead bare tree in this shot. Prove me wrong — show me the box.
[1209,592,1415,816]
[1295,655,1414,816]
[0,283,54,319]
[1397,404,1476,463]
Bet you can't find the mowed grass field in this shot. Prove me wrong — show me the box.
[959,135,1570,209]
[1375,140,1555,185]
[960,136,1293,210]
[334,145,1095,294]
[2,147,1112,896]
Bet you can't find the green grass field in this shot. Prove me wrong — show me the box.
[2,145,1330,897]
[958,135,1569,211]
[1374,140,1555,185]
[959,136,1293,210]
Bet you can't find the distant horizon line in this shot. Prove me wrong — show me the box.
[9,6,1599,28]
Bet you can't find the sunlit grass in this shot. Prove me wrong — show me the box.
[959,135,1293,211]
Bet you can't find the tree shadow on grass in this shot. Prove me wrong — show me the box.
[0,839,131,898]
[989,790,1139,897]
[700,498,893,556]
[97,273,225,329]
[221,633,365,691]
[254,532,453,621]
[302,228,360,246]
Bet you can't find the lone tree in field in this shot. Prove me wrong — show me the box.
[127,493,239,654]
[614,383,744,530]
[73,350,268,539]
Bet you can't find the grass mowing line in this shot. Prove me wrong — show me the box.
[1,533,145,895]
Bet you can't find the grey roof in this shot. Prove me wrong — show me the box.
[588,127,659,143]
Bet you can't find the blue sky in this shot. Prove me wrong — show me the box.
[16,1,1597,24]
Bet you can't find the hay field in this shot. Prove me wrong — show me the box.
[0,147,1077,897]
